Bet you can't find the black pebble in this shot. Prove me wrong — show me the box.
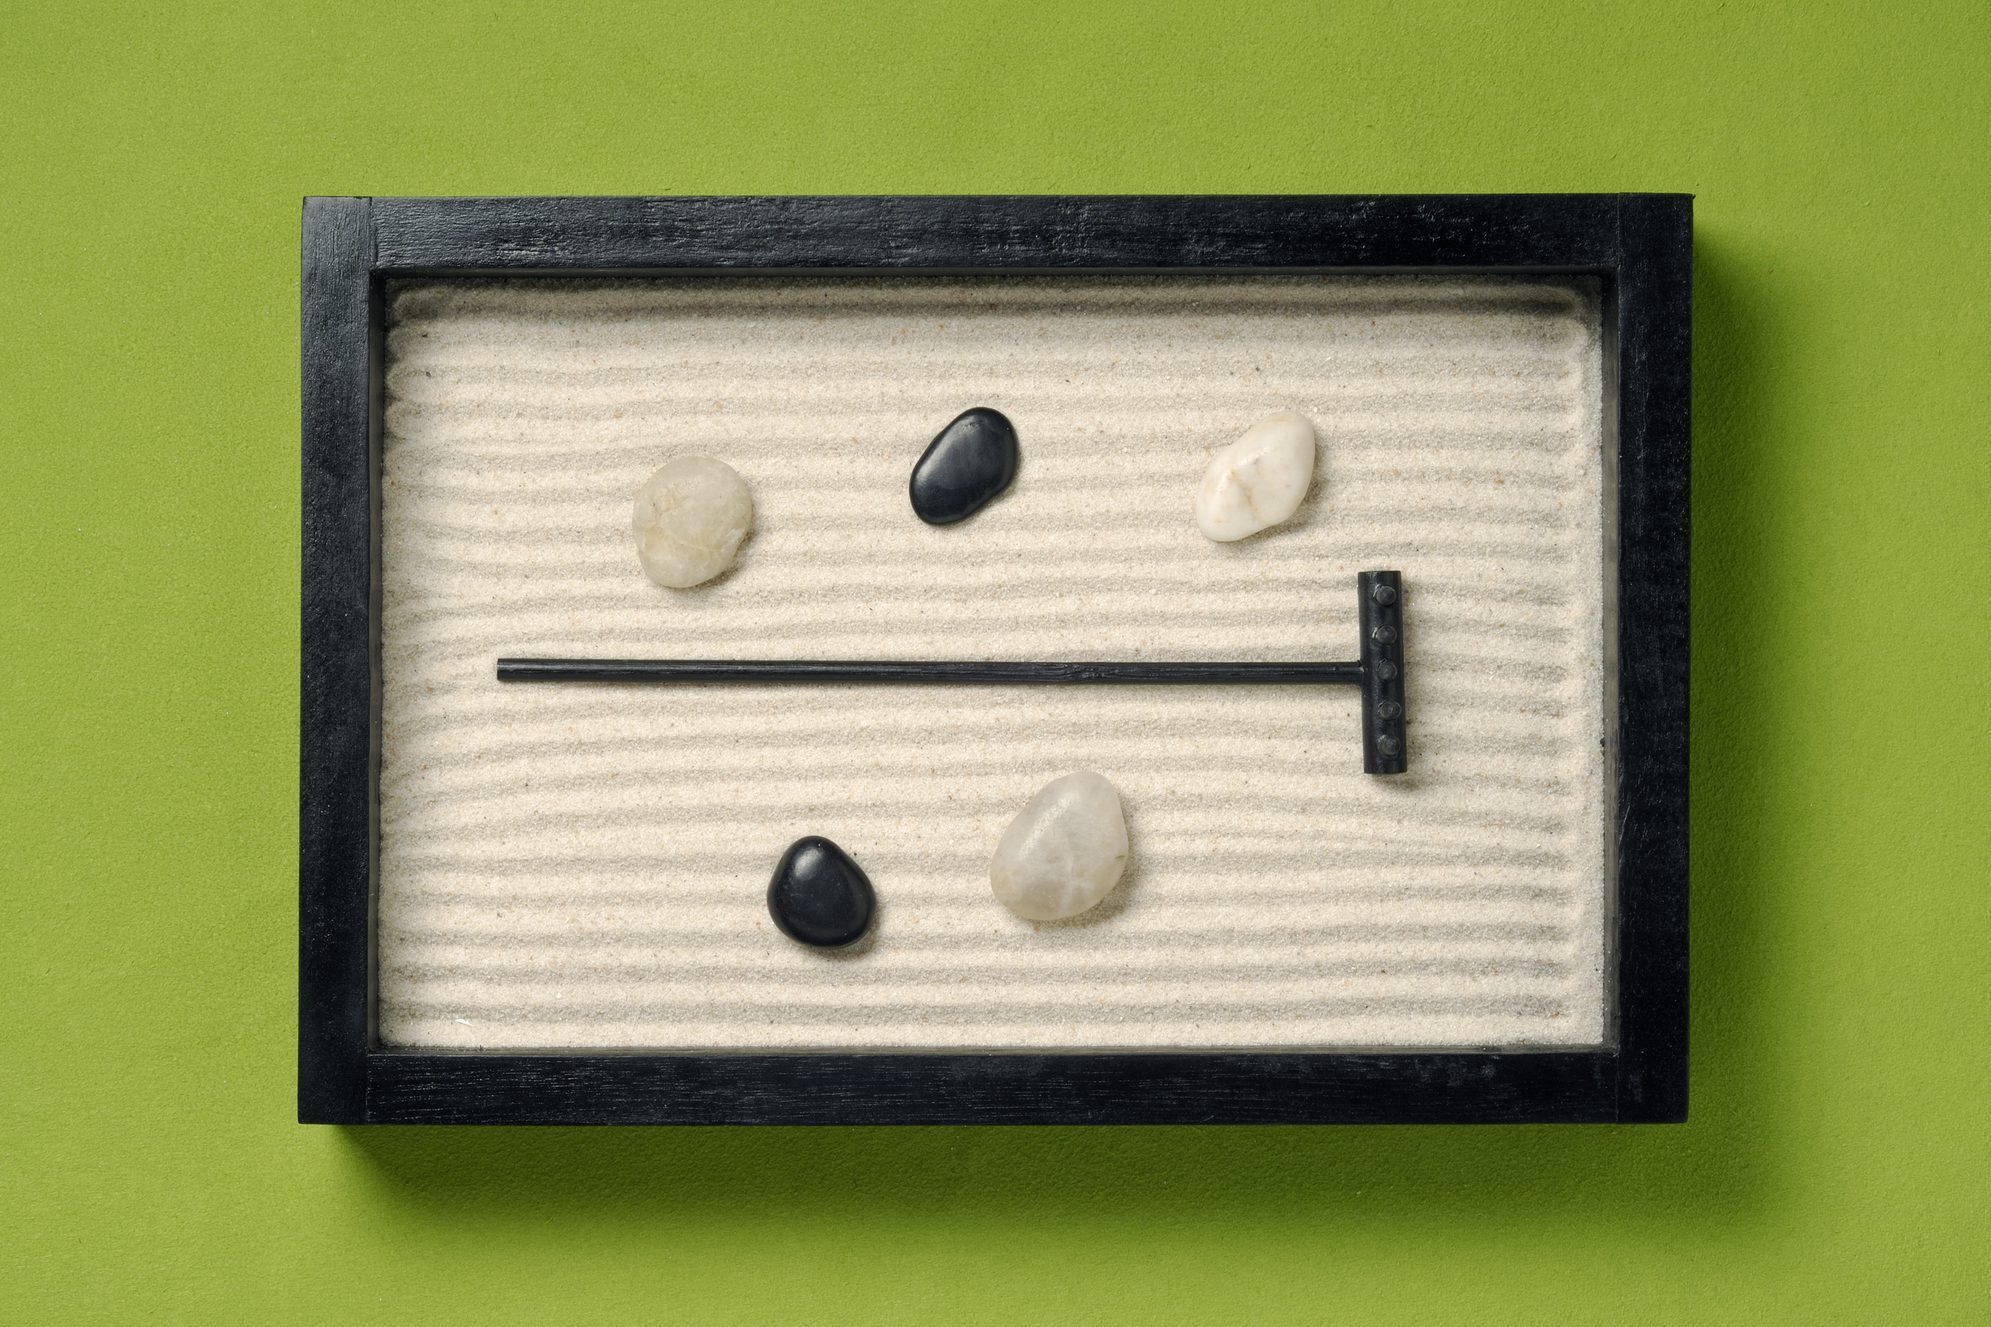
[767,836,876,949]
[908,407,1019,524]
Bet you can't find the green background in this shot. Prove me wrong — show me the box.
[5,1,1987,1321]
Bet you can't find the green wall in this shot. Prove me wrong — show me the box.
[4,2,1986,1321]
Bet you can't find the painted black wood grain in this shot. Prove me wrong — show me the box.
[362,1050,1618,1126]
[299,198,377,1125]
[369,194,1625,274]
[298,193,1693,1126]
[1608,194,1693,1123]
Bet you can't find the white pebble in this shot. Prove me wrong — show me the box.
[632,456,754,588]
[1195,409,1318,541]
[990,772,1130,921]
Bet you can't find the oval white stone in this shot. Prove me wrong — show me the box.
[990,771,1130,922]
[1195,409,1318,541]
[632,455,754,588]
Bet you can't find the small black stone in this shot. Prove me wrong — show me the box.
[767,836,876,949]
[908,407,1019,525]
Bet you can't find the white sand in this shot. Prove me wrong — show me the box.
[377,275,1610,1050]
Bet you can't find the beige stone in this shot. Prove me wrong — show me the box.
[1195,409,1317,541]
[990,771,1130,921]
[632,455,753,588]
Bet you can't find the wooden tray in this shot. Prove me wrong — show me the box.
[300,194,1690,1124]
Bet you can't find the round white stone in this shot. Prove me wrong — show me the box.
[990,771,1130,922]
[632,455,754,588]
[1195,409,1318,541]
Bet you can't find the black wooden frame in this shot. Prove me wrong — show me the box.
[301,195,1690,1125]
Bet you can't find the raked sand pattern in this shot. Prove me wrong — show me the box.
[378,275,1611,1050]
